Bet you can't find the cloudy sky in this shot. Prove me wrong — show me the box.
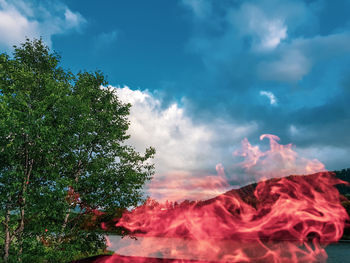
[1,0,349,199]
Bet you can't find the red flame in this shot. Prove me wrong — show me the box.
[101,135,348,262]
[148,165,230,202]
[234,134,325,181]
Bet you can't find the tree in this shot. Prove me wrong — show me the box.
[0,39,155,262]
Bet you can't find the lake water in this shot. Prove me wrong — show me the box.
[325,242,350,263]
[107,235,350,262]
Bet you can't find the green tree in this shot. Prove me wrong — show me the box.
[0,39,155,262]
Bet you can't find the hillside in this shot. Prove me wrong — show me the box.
[86,170,350,239]
[72,170,350,263]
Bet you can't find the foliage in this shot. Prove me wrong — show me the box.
[334,168,350,239]
[0,39,155,262]
[334,168,350,196]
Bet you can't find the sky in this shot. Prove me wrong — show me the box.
[1,0,350,199]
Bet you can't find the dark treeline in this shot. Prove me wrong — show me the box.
[334,168,350,197]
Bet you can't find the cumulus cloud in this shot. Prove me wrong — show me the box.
[258,49,311,82]
[108,86,346,201]
[259,19,287,50]
[230,3,287,51]
[0,0,39,48]
[292,33,350,61]
[0,0,86,50]
[110,86,257,201]
[114,86,257,174]
[64,8,85,29]
[259,90,278,105]
[258,33,350,82]
[183,0,350,86]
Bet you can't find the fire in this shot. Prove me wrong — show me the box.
[147,165,230,202]
[234,134,325,181]
[101,135,348,262]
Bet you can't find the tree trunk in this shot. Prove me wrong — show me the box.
[18,205,25,262]
[3,199,11,262]
[58,208,71,243]
[17,148,33,262]
[59,160,82,243]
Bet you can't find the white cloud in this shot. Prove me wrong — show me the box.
[258,49,311,82]
[109,86,258,201]
[114,86,257,174]
[230,3,287,51]
[0,0,86,50]
[0,0,39,47]
[260,19,287,50]
[183,0,331,84]
[257,32,350,83]
[259,90,278,105]
[106,86,346,200]
[64,8,85,29]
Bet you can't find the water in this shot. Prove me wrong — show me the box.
[107,235,350,262]
[326,242,350,263]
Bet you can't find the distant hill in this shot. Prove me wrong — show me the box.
[334,168,350,197]
[192,169,350,210]
[72,170,350,262]
[87,169,350,239]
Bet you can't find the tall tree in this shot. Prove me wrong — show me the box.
[0,39,155,262]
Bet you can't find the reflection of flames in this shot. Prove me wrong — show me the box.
[101,135,348,262]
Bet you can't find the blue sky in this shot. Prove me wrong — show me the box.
[1,0,350,191]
